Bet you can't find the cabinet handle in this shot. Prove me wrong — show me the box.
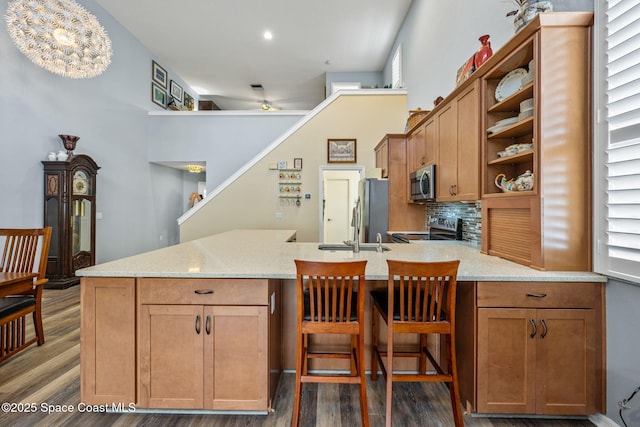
[194,289,214,295]
[449,185,454,196]
[529,319,537,338]
[452,184,457,195]
[206,315,211,335]
[195,315,201,334]
[540,319,548,339]
[526,293,547,298]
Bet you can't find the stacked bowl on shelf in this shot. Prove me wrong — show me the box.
[522,59,535,86]
[519,97,534,121]
[518,59,535,121]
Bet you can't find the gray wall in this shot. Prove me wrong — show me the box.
[148,113,303,191]
[325,71,384,91]
[382,0,515,111]
[606,279,640,426]
[0,0,195,261]
[384,0,594,111]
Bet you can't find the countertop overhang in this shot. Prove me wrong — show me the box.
[76,229,606,282]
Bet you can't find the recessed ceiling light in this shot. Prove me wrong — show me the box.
[263,31,273,40]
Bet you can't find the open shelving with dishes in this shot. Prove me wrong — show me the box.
[479,12,594,272]
[483,35,536,198]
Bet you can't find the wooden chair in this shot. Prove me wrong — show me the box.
[370,259,463,427]
[292,259,369,427]
[0,227,52,363]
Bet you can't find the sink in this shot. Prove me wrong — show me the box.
[318,243,391,252]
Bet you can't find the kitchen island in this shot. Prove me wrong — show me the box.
[77,229,606,416]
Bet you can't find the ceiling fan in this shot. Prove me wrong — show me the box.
[259,100,280,111]
[203,94,284,111]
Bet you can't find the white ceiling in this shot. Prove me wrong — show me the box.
[95,0,412,111]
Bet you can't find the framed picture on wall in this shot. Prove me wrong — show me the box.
[170,80,183,103]
[151,82,167,109]
[152,60,167,88]
[294,158,303,169]
[184,92,194,110]
[327,139,357,163]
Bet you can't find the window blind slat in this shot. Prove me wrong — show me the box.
[607,27,640,59]
[607,1,639,27]
[608,205,640,219]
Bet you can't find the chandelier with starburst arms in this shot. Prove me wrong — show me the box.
[5,0,112,78]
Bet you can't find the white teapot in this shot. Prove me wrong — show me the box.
[515,170,534,191]
[56,150,69,161]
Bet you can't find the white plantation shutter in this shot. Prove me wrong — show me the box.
[604,0,640,282]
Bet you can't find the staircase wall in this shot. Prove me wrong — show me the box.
[179,91,407,242]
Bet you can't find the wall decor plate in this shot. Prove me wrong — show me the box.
[495,68,528,102]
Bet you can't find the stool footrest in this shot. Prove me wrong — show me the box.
[301,375,363,385]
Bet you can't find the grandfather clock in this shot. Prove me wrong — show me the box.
[42,154,99,288]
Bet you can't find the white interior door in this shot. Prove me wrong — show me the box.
[324,178,350,243]
[320,168,363,243]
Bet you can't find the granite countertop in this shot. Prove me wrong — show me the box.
[76,229,606,282]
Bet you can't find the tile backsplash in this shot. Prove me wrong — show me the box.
[425,201,482,246]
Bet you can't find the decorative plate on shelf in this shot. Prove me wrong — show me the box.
[495,68,528,102]
[487,116,519,134]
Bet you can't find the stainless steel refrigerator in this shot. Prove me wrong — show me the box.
[359,178,389,243]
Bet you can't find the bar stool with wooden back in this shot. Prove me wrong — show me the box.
[0,227,52,363]
[370,259,463,426]
[292,259,369,427]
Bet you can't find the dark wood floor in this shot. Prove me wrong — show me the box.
[0,286,595,426]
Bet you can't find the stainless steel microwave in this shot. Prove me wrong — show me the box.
[409,165,435,202]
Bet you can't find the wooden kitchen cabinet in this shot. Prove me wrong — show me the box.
[457,280,604,416]
[436,81,480,202]
[374,139,389,177]
[138,304,269,410]
[480,13,593,270]
[80,277,136,405]
[375,134,426,231]
[407,123,426,173]
[406,117,436,176]
[82,276,281,411]
[136,278,279,411]
[423,117,437,168]
[139,304,206,408]
[478,308,596,415]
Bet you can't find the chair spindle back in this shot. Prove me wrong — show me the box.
[0,228,52,283]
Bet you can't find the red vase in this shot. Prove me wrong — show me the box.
[59,134,80,155]
[474,35,493,69]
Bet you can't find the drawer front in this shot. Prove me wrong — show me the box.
[477,282,601,308]
[138,278,269,305]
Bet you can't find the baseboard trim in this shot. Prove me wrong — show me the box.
[589,413,620,427]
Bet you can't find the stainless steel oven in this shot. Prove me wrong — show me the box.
[391,216,462,243]
[409,165,435,202]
